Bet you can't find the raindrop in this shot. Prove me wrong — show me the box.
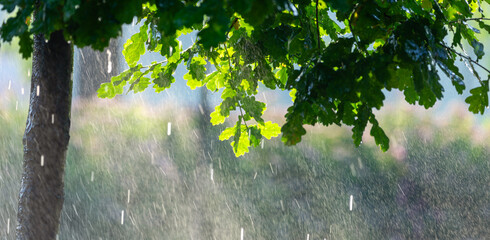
[210,166,214,182]
[350,163,356,176]
[261,139,264,149]
[72,204,79,217]
[44,39,48,43]
[127,189,131,204]
[90,171,94,182]
[40,155,44,167]
[240,227,244,240]
[51,114,55,124]
[307,234,310,240]
[8,80,11,90]
[7,218,9,234]
[106,49,112,73]
[198,104,204,115]
[253,172,257,180]
[121,210,125,225]
[36,85,40,96]
[15,101,18,110]
[97,17,102,22]
[280,200,284,211]
[349,195,353,211]
[397,184,406,197]
[21,87,24,95]
[167,122,172,136]
[74,4,79,9]
[27,70,30,77]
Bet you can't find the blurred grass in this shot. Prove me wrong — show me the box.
[0,100,489,239]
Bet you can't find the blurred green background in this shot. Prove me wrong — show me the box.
[1,99,489,239]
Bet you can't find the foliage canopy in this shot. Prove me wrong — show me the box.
[2,0,490,156]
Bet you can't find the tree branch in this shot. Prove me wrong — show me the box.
[449,17,490,24]
[316,0,320,49]
[440,43,490,75]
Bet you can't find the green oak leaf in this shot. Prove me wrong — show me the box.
[210,105,226,125]
[184,56,207,89]
[369,117,389,151]
[123,23,148,67]
[465,80,489,114]
[231,122,250,157]
[219,126,236,141]
[471,39,484,60]
[258,121,281,139]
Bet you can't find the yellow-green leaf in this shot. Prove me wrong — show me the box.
[210,105,226,125]
[258,121,281,139]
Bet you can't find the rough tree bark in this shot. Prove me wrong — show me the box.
[16,31,73,239]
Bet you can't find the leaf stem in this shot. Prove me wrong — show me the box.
[141,60,167,69]
[238,104,249,130]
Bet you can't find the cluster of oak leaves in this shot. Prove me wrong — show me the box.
[83,1,489,156]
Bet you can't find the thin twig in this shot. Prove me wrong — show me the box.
[348,3,367,54]
[440,43,490,76]
[449,17,490,24]
[316,0,321,49]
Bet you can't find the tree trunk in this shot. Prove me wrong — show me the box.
[16,31,73,240]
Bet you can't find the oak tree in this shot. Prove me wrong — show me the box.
[1,0,489,239]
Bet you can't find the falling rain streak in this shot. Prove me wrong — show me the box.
[106,49,112,73]
[21,87,24,95]
[306,233,310,240]
[349,195,353,211]
[198,104,204,115]
[240,228,244,240]
[8,80,11,90]
[51,114,55,124]
[121,210,125,225]
[127,189,131,204]
[90,171,94,182]
[40,155,44,167]
[7,218,9,234]
[36,85,40,96]
[167,122,172,136]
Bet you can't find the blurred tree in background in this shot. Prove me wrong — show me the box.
[74,38,121,98]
